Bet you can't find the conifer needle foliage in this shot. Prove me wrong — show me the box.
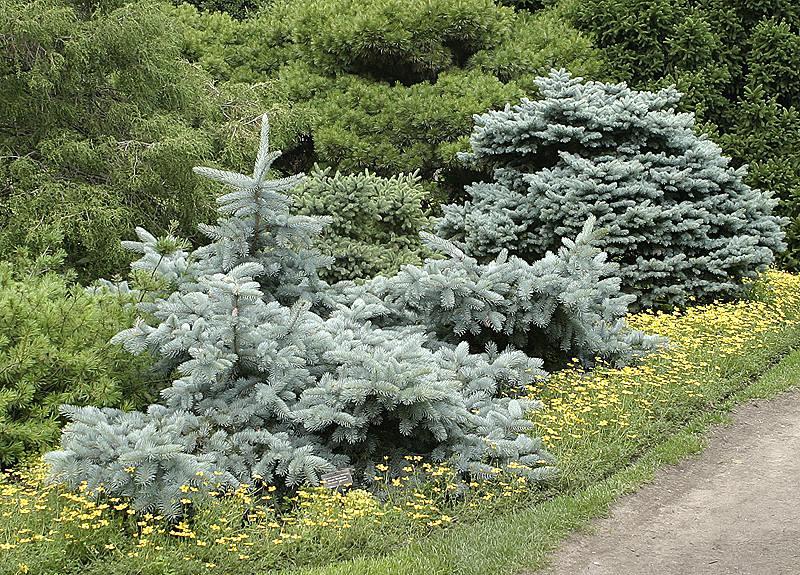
[0,256,158,470]
[291,166,434,283]
[46,114,658,518]
[438,70,787,310]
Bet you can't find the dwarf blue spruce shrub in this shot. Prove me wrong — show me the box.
[437,70,787,310]
[335,218,663,369]
[46,115,658,518]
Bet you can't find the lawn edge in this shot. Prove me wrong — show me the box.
[280,345,800,575]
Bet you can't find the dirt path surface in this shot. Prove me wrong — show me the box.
[540,387,800,575]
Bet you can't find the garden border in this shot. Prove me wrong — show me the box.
[283,343,800,575]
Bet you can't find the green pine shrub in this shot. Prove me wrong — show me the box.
[307,69,524,197]
[172,0,515,85]
[569,0,800,125]
[173,2,299,83]
[570,0,723,88]
[0,255,161,470]
[437,70,786,310]
[467,9,605,83]
[291,166,434,283]
[173,0,607,202]
[497,0,545,11]
[0,0,280,281]
[699,0,800,39]
[718,86,800,271]
[746,17,800,108]
[284,0,514,85]
[178,0,262,20]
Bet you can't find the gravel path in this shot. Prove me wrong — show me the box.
[541,387,800,575]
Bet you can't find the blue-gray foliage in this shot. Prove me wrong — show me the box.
[46,114,659,518]
[335,220,662,369]
[437,69,787,310]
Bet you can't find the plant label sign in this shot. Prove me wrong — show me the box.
[320,468,353,490]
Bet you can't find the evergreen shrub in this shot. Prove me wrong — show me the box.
[467,9,603,84]
[0,255,160,469]
[437,70,787,310]
[568,0,800,272]
[718,87,800,270]
[497,0,545,11]
[307,69,523,194]
[46,115,659,517]
[173,0,607,202]
[0,0,278,281]
[174,0,514,85]
[179,0,261,20]
[746,17,800,107]
[336,218,664,370]
[291,166,433,283]
[570,0,723,88]
[284,0,514,85]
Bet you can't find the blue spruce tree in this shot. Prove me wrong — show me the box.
[46,114,659,518]
[437,70,787,310]
[336,218,663,369]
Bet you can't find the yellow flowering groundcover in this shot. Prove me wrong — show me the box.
[528,269,800,485]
